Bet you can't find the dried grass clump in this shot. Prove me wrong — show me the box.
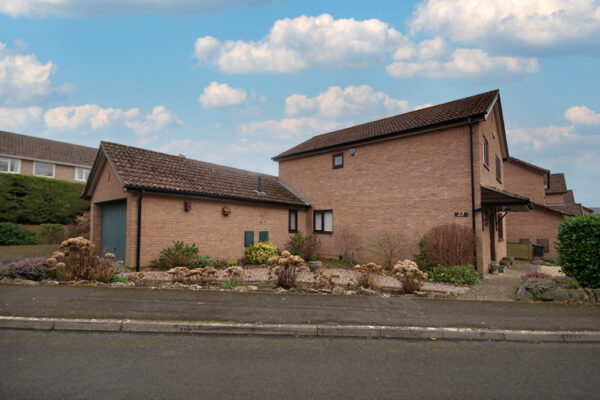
[352,262,384,289]
[167,267,218,285]
[167,267,189,283]
[224,266,244,280]
[267,250,307,289]
[313,269,340,290]
[392,259,428,294]
[47,237,113,282]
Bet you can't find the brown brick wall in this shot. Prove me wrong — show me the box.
[279,125,474,267]
[503,161,546,204]
[545,193,567,203]
[506,207,565,259]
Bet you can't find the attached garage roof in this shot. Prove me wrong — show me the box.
[84,142,309,207]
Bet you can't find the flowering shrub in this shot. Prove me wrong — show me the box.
[246,241,279,265]
[313,269,340,290]
[353,262,384,289]
[392,259,428,293]
[7,257,51,281]
[428,265,479,286]
[151,241,200,270]
[46,237,114,282]
[267,250,307,289]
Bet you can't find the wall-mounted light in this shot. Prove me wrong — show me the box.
[222,206,231,216]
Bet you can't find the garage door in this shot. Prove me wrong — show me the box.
[101,200,127,262]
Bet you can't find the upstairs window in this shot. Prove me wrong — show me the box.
[495,156,502,182]
[34,162,55,178]
[75,167,90,181]
[289,209,298,233]
[332,153,343,169]
[483,136,489,168]
[0,157,20,174]
[314,210,333,233]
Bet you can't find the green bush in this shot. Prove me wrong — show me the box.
[413,239,438,271]
[245,241,279,265]
[0,174,89,225]
[0,222,40,245]
[428,265,480,286]
[196,255,215,268]
[38,224,66,244]
[557,215,600,288]
[285,232,321,261]
[151,241,200,270]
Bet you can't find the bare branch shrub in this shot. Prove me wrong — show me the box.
[422,224,475,267]
[392,259,428,294]
[335,227,360,262]
[47,237,113,282]
[371,231,408,270]
[267,251,307,289]
[313,269,340,290]
[286,232,321,261]
[353,262,384,289]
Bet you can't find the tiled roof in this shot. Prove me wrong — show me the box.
[546,173,567,194]
[273,90,499,160]
[563,190,575,204]
[546,203,585,216]
[0,130,97,166]
[98,142,308,207]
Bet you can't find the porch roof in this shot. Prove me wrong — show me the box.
[481,185,533,212]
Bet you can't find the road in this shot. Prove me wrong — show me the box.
[1,330,599,399]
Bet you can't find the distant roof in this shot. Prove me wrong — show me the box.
[84,142,309,207]
[273,90,500,161]
[563,190,575,204]
[591,207,600,215]
[507,157,550,176]
[546,173,567,194]
[546,203,586,216]
[0,130,97,167]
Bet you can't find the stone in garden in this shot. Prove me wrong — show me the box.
[126,282,135,287]
[547,287,570,302]
[413,291,427,297]
[42,280,59,285]
[0,277,13,284]
[318,288,332,294]
[570,288,589,302]
[516,285,533,301]
[359,287,376,296]
[247,285,259,291]
[332,286,345,295]
[172,282,186,289]
[21,279,39,286]
[275,287,288,294]
[307,261,322,272]
[305,288,319,293]
[234,285,248,292]
[344,290,357,295]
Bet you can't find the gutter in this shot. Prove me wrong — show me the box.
[136,189,144,272]
[468,117,477,268]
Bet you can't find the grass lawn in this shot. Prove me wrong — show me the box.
[0,244,58,266]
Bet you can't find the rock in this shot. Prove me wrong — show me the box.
[126,282,135,288]
[359,287,376,296]
[570,288,589,302]
[318,288,332,294]
[41,279,60,285]
[21,279,39,286]
[413,291,427,297]
[344,290,357,296]
[172,282,187,289]
[382,293,391,298]
[516,285,533,301]
[307,261,323,272]
[190,284,202,290]
[275,287,288,294]
[247,285,259,291]
[548,287,570,302]
[584,289,598,302]
[523,278,555,294]
[332,286,345,295]
[95,282,108,287]
[159,282,172,289]
[12,278,24,284]
[111,282,125,287]
[0,277,14,284]
[305,288,319,293]
[234,285,248,292]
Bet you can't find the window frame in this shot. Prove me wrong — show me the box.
[482,135,489,169]
[497,215,504,241]
[495,155,502,183]
[332,153,343,169]
[75,167,90,182]
[0,157,20,174]
[288,209,298,233]
[313,210,333,234]
[33,161,55,178]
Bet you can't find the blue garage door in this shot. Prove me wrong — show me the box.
[101,200,127,262]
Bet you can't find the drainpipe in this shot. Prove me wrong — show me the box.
[135,189,144,272]
[468,117,477,269]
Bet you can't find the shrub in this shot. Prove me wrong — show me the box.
[335,228,360,263]
[370,231,407,270]
[166,266,218,285]
[413,239,438,272]
[313,269,340,290]
[428,265,480,286]
[47,237,113,282]
[213,258,228,269]
[65,212,90,239]
[0,174,89,225]
[520,271,551,281]
[196,255,215,268]
[353,262,384,289]
[245,241,279,265]
[421,224,475,267]
[286,232,321,261]
[556,215,600,288]
[151,241,200,270]
[392,259,428,294]
[38,224,66,244]
[109,275,129,284]
[0,222,40,245]
[221,279,239,288]
[267,250,307,289]
[7,257,51,281]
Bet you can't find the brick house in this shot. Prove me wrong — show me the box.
[0,130,96,182]
[545,173,593,216]
[84,90,535,275]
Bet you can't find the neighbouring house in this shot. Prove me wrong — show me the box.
[545,173,593,216]
[0,130,96,182]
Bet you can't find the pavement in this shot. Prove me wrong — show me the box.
[1,284,599,342]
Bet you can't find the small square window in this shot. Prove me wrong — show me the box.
[0,157,20,174]
[314,210,333,233]
[75,167,90,181]
[34,162,55,178]
[332,153,343,169]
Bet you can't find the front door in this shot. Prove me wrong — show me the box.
[489,209,496,261]
[101,200,127,262]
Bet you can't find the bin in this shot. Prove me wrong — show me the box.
[532,244,544,257]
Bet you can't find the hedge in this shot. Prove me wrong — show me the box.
[0,174,90,225]
[556,215,600,288]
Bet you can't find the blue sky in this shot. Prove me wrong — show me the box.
[1,0,599,205]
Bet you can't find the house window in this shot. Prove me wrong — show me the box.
[332,153,343,169]
[0,157,20,174]
[483,136,489,168]
[289,209,298,232]
[314,210,333,233]
[75,167,90,181]
[495,156,502,182]
[34,162,55,178]
[497,217,504,241]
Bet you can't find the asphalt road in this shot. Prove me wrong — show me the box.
[1,330,599,399]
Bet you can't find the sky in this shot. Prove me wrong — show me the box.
[0,0,599,205]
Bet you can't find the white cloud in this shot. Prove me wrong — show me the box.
[386,48,538,79]
[44,105,139,131]
[239,117,345,140]
[0,106,43,130]
[285,85,411,118]
[507,125,578,149]
[124,106,182,135]
[0,0,269,17]
[194,14,407,73]
[0,42,73,105]
[565,106,600,125]
[198,82,247,108]
[409,0,600,49]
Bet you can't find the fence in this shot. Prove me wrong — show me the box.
[507,242,532,260]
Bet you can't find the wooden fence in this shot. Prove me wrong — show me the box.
[507,242,532,260]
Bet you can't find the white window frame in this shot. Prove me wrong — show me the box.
[0,157,20,174]
[75,167,90,182]
[34,161,55,178]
